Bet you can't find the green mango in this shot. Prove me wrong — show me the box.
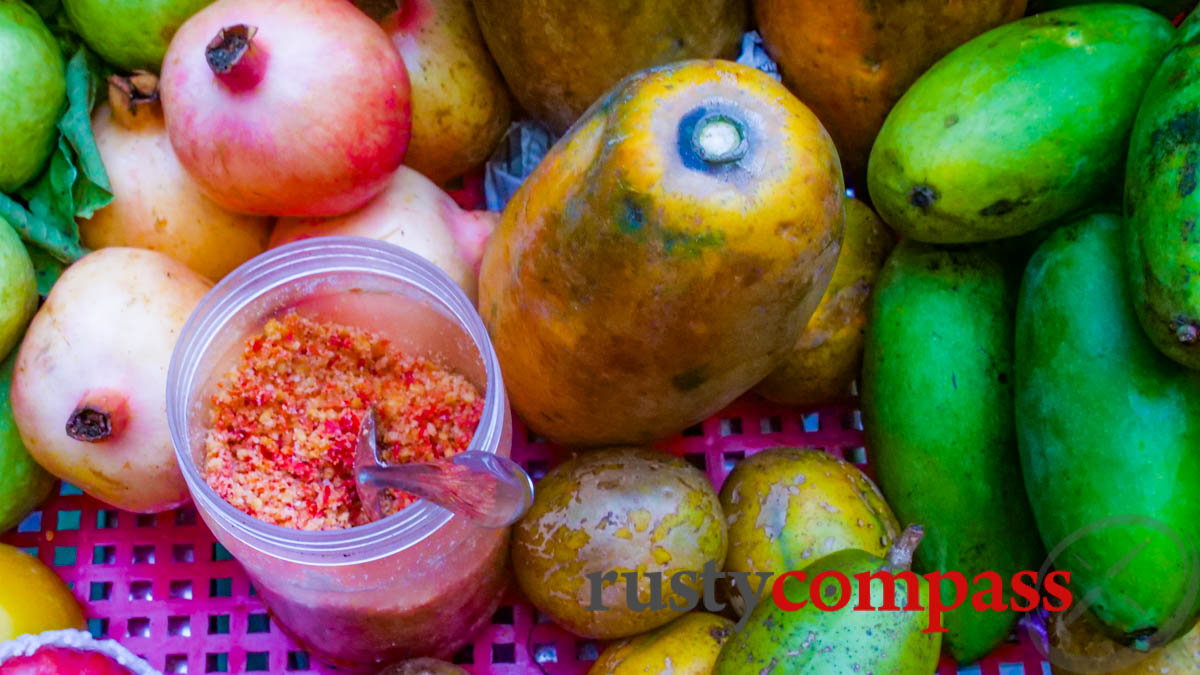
[1015,213,1200,645]
[868,5,1172,243]
[1028,0,1194,19]
[714,526,940,674]
[0,345,55,533]
[862,240,1043,663]
[1125,8,1200,370]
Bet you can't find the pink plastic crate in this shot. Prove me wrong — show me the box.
[1,394,1049,675]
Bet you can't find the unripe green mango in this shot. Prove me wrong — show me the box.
[1015,213,1200,645]
[1126,8,1200,370]
[714,526,940,675]
[862,240,1043,663]
[1028,0,1194,19]
[868,5,1172,243]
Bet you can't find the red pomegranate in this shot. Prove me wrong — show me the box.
[159,0,411,217]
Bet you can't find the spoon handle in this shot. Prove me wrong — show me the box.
[357,451,534,529]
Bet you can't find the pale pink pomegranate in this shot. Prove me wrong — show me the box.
[159,0,411,217]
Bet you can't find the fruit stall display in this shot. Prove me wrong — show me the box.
[1,0,1199,674]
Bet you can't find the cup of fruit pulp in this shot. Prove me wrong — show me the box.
[166,237,513,669]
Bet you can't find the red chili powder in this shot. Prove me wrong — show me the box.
[202,312,484,531]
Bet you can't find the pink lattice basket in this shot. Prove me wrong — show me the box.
[1,176,1050,675]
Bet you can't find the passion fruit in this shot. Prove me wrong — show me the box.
[512,447,727,639]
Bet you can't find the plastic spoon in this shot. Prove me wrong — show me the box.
[354,406,534,528]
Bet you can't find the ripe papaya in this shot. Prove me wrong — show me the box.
[754,0,1025,189]
[1126,8,1200,371]
[862,239,1043,663]
[755,198,893,407]
[868,6,1173,243]
[478,60,844,447]
[1015,213,1200,646]
[472,0,744,134]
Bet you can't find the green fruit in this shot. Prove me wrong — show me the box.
[867,5,1172,243]
[0,0,65,193]
[63,0,213,72]
[1125,9,1200,370]
[714,526,941,674]
[0,346,55,534]
[0,221,36,361]
[862,239,1043,663]
[719,447,900,614]
[1015,213,1200,644]
[1028,0,1194,18]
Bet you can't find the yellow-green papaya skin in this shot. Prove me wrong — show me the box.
[1016,214,1200,645]
[867,5,1173,243]
[588,612,733,675]
[478,60,845,447]
[511,448,728,640]
[714,528,941,675]
[756,198,894,406]
[472,0,744,134]
[755,0,1025,189]
[1126,9,1200,370]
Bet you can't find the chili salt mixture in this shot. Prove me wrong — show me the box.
[203,312,483,530]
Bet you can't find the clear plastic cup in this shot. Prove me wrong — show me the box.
[167,237,512,669]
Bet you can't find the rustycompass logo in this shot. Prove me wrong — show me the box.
[586,561,1073,632]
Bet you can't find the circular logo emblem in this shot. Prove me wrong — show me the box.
[1030,514,1199,673]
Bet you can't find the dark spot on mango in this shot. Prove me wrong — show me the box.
[1148,111,1200,179]
[1173,317,1199,344]
[944,114,959,128]
[979,198,1026,217]
[1180,149,1199,197]
[908,185,937,209]
[672,368,707,392]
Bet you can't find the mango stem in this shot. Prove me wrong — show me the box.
[885,524,925,571]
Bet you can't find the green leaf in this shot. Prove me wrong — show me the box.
[27,244,67,297]
[60,49,111,219]
[0,194,86,263]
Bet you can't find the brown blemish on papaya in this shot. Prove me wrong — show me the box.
[672,367,707,391]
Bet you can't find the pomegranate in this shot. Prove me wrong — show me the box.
[159,0,411,217]
[11,248,211,513]
[271,166,497,302]
[81,73,272,281]
[0,630,158,675]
